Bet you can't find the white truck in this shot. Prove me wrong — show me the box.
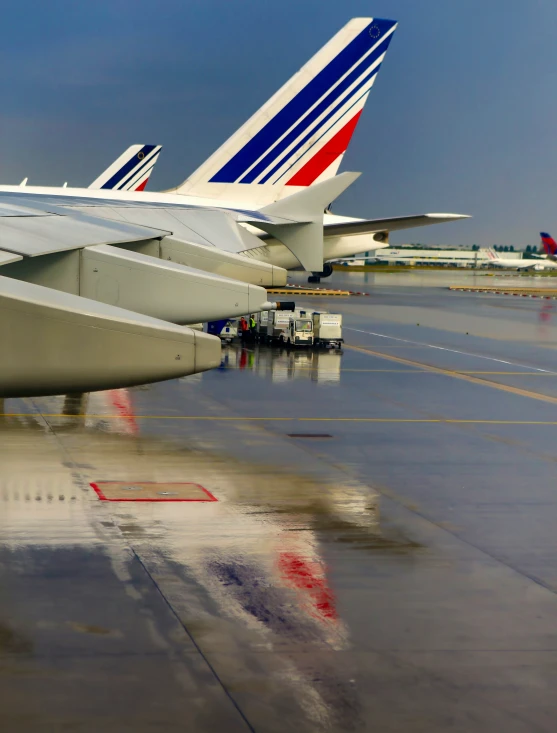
[281,311,314,347]
[312,312,343,349]
[266,311,292,343]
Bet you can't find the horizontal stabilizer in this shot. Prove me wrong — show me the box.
[0,275,221,397]
[324,213,471,238]
[256,172,360,271]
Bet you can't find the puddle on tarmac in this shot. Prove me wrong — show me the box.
[66,622,121,637]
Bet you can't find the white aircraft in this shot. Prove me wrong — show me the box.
[484,248,557,270]
[0,18,468,280]
[0,17,469,397]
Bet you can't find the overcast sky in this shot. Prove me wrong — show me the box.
[0,0,554,247]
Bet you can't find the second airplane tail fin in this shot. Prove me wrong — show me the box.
[485,248,499,261]
[89,145,162,191]
[541,232,557,259]
[172,17,397,206]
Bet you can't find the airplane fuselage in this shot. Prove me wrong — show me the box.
[489,259,557,270]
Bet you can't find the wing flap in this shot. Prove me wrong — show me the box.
[0,212,168,257]
[0,251,23,266]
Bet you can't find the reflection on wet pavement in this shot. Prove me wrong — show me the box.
[2,272,557,731]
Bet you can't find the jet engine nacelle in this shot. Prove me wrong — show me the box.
[0,276,221,397]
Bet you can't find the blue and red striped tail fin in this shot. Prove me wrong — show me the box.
[89,144,162,191]
[541,232,557,257]
[173,18,397,205]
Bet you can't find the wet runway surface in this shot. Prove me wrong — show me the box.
[2,270,557,731]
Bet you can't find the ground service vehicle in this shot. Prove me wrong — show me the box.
[267,311,292,343]
[206,319,238,343]
[312,312,343,348]
[282,313,314,347]
[256,310,270,340]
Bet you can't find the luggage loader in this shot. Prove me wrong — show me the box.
[312,312,343,349]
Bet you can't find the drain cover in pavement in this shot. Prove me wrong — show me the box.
[90,481,217,502]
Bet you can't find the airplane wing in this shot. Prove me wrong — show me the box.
[323,213,471,238]
[0,198,169,257]
[0,194,285,397]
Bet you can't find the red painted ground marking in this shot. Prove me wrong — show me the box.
[90,481,218,502]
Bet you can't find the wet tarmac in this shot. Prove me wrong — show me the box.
[2,270,557,731]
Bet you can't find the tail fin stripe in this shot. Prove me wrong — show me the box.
[241,42,387,185]
[541,233,557,255]
[100,144,157,189]
[210,19,396,184]
[114,148,160,191]
[117,157,157,191]
[238,35,391,185]
[261,69,378,186]
[124,163,157,192]
[284,111,363,186]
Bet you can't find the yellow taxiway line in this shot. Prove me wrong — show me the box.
[344,344,557,406]
[3,414,557,425]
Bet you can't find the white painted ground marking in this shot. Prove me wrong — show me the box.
[345,327,557,374]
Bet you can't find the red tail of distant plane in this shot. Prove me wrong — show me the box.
[540,232,557,259]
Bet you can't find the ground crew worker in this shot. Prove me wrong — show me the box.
[239,316,249,342]
[249,314,257,339]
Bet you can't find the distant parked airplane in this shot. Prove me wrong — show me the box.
[485,248,557,270]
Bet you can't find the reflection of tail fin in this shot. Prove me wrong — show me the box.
[173,18,397,205]
[89,144,162,191]
[541,232,557,258]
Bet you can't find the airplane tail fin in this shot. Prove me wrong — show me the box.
[540,232,557,258]
[485,248,499,261]
[171,18,397,206]
[89,145,162,191]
